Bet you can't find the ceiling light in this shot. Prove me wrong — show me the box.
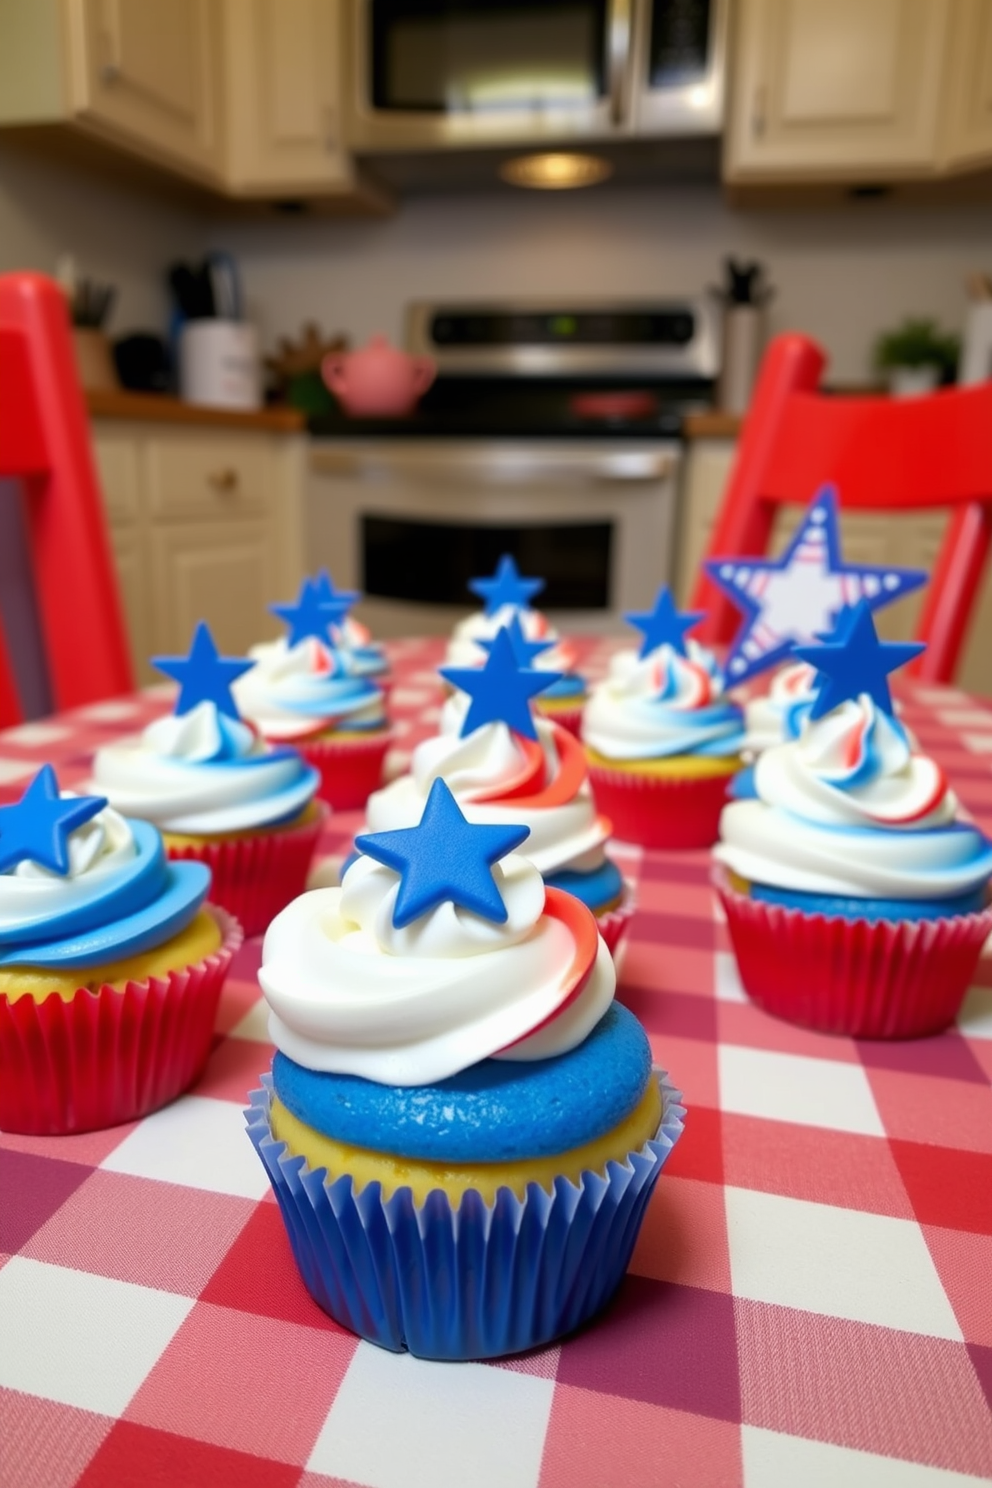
[499,152,613,190]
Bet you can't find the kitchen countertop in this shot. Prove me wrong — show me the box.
[85,389,306,433]
[682,411,743,439]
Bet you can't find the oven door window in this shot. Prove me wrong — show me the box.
[649,0,712,88]
[371,0,608,113]
[362,515,613,608]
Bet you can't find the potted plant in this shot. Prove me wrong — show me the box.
[873,318,960,396]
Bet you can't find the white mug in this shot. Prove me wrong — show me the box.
[178,320,260,410]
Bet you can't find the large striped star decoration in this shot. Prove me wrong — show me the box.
[703,486,927,687]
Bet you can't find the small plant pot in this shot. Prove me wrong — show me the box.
[888,364,941,398]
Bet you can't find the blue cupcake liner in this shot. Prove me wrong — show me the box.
[245,1070,684,1360]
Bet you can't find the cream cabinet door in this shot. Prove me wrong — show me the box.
[109,528,155,684]
[149,519,280,657]
[725,0,949,181]
[223,0,353,195]
[941,0,992,173]
[68,0,223,182]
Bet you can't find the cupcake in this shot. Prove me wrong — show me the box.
[0,765,241,1135]
[366,625,634,955]
[714,602,992,1038]
[312,568,390,686]
[93,622,325,937]
[446,554,587,733]
[582,588,746,849]
[246,777,684,1359]
[235,579,391,811]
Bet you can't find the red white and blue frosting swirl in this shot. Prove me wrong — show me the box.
[582,641,745,759]
[233,636,386,742]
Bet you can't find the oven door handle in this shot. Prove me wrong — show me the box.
[607,0,633,126]
[310,447,676,483]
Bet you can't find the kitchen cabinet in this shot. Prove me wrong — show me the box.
[941,0,992,173]
[0,0,386,207]
[724,0,949,182]
[678,437,992,697]
[222,0,360,199]
[90,416,308,683]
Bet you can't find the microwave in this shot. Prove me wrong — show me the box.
[344,0,728,151]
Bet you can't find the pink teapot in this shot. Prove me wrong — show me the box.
[321,333,436,418]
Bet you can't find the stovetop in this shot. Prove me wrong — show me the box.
[307,374,715,440]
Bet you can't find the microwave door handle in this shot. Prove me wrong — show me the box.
[607,0,633,125]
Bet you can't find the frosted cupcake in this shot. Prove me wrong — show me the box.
[715,603,992,1038]
[446,555,587,733]
[366,626,633,955]
[94,623,324,937]
[0,766,241,1134]
[743,660,818,755]
[236,580,391,811]
[582,588,745,848]
[246,778,684,1358]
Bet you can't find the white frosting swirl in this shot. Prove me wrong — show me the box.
[365,694,609,875]
[93,701,317,835]
[233,636,386,742]
[743,662,818,753]
[582,641,745,760]
[716,696,992,898]
[0,800,136,934]
[445,604,579,680]
[260,852,615,1085]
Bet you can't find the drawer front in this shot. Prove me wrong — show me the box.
[145,432,273,521]
[92,429,140,525]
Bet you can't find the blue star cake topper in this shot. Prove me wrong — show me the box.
[468,554,545,616]
[624,586,704,660]
[153,621,254,719]
[355,777,530,928]
[312,568,360,614]
[795,600,924,721]
[271,578,352,648]
[440,626,561,741]
[0,765,107,876]
[477,612,555,668]
[704,486,927,686]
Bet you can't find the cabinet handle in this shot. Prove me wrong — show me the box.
[752,84,767,138]
[207,468,240,493]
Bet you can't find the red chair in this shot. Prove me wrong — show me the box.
[690,332,992,683]
[0,271,133,726]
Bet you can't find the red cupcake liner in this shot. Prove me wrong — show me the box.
[586,762,736,849]
[596,881,636,959]
[166,802,329,938]
[296,732,392,811]
[535,702,584,737]
[716,870,992,1039]
[0,906,242,1136]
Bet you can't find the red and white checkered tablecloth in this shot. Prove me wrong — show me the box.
[2,638,992,1488]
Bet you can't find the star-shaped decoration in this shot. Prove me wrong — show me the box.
[794,601,924,721]
[624,586,704,660]
[312,568,360,613]
[153,622,255,719]
[0,765,107,876]
[468,554,545,616]
[271,579,352,648]
[440,626,560,741]
[355,777,530,928]
[704,486,927,686]
[477,613,555,668]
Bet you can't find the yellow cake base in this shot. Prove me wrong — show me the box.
[0,909,223,1002]
[584,747,741,780]
[270,1079,663,1206]
[162,799,321,850]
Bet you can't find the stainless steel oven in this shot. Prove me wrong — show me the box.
[344,0,728,150]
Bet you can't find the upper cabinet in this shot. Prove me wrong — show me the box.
[0,0,386,208]
[222,0,366,199]
[66,0,224,184]
[724,0,949,181]
[941,0,992,173]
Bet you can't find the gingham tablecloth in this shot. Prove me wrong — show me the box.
[2,638,992,1488]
